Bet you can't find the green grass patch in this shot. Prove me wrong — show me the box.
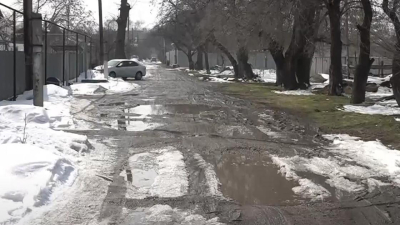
[223,83,400,149]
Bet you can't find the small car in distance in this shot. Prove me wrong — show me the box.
[151,57,157,62]
[107,59,146,80]
[131,55,140,61]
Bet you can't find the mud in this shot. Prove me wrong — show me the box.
[216,152,300,205]
[26,65,400,225]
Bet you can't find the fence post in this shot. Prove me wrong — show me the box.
[89,38,92,71]
[23,0,33,91]
[84,36,87,79]
[76,33,78,82]
[44,21,47,82]
[13,11,17,101]
[32,13,43,107]
[381,60,384,78]
[62,28,65,85]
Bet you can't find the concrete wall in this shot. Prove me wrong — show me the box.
[0,51,85,100]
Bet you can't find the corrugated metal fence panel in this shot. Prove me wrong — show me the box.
[0,51,26,100]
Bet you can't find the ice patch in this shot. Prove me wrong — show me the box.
[273,90,314,96]
[123,148,188,199]
[193,154,223,197]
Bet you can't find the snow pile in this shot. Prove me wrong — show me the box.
[121,205,224,224]
[198,70,221,76]
[0,86,89,223]
[273,90,314,96]
[0,144,77,224]
[209,77,233,83]
[194,154,223,197]
[254,69,277,83]
[343,104,400,116]
[366,87,392,100]
[122,147,189,199]
[292,179,331,200]
[70,71,139,95]
[0,85,74,129]
[272,134,400,199]
[368,74,391,85]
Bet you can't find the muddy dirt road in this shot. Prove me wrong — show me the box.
[25,65,400,225]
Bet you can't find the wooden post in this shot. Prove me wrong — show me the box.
[381,60,384,78]
[31,13,43,107]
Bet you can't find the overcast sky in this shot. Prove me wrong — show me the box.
[1,0,160,28]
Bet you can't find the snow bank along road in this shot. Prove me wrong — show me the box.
[21,65,400,225]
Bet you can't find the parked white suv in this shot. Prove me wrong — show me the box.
[108,59,146,80]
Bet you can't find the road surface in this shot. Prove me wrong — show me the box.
[25,65,400,225]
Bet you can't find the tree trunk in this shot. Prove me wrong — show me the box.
[195,48,204,70]
[204,45,211,74]
[327,0,343,96]
[269,40,285,86]
[210,35,238,77]
[382,0,400,107]
[392,50,400,106]
[188,52,195,70]
[296,54,313,89]
[351,0,374,104]
[115,0,130,59]
[236,46,255,80]
[283,54,298,90]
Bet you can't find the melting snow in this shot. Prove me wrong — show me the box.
[272,134,400,199]
[343,104,400,115]
[120,205,224,224]
[71,71,139,95]
[194,154,223,197]
[0,85,89,223]
[254,69,277,83]
[0,144,77,224]
[123,148,189,199]
[273,90,314,96]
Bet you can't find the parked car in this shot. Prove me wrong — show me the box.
[108,59,146,80]
[131,55,139,61]
[151,57,157,62]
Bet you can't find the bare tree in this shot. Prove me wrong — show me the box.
[382,0,400,106]
[351,0,374,104]
[115,0,131,59]
[324,0,343,95]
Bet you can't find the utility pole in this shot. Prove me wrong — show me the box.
[67,0,70,30]
[98,0,107,78]
[23,0,33,90]
[345,0,350,78]
[98,0,104,64]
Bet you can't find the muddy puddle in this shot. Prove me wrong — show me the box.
[216,153,301,205]
[127,104,223,116]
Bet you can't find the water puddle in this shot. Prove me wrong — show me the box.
[120,168,158,187]
[216,153,301,205]
[117,119,162,131]
[99,102,125,107]
[127,104,223,117]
